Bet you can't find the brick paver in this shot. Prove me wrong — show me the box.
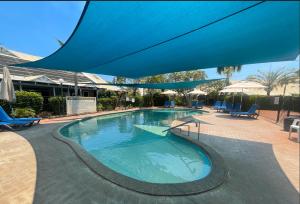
[0,107,299,203]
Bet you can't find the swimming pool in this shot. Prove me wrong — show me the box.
[60,109,212,184]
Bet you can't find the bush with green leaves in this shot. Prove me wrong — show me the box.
[0,99,11,114]
[97,97,117,110]
[48,96,66,115]
[132,95,143,107]
[97,103,103,111]
[12,108,35,118]
[14,91,43,113]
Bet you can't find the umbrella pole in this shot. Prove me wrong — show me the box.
[240,89,243,110]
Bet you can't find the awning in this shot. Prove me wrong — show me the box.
[87,79,221,90]
[17,1,300,78]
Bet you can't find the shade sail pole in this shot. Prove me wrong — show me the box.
[74,72,78,96]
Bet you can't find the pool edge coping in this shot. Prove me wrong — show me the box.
[52,108,228,196]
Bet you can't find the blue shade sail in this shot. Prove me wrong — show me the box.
[96,79,221,90]
[17,1,300,78]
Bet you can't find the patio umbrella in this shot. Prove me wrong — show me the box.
[220,88,247,105]
[223,81,266,108]
[188,89,207,95]
[189,89,207,105]
[161,90,177,101]
[161,90,177,95]
[0,66,16,102]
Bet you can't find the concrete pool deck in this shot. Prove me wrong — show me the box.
[0,107,299,204]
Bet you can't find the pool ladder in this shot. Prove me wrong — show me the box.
[163,120,201,141]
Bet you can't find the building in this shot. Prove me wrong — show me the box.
[0,45,122,99]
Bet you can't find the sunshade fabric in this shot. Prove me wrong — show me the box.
[93,79,221,90]
[17,1,300,78]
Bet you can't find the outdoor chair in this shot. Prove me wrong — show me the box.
[0,106,41,126]
[191,101,197,108]
[213,101,221,109]
[170,101,175,108]
[230,104,259,118]
[226,103,241,113]
[224,102,233,112]
[192,101,203,109]
[289,119,300,142]
[164,101,170,108]
[217,101,227,112]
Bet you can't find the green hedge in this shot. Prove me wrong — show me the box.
[12,108,35,118]
[97,97,117,110]
[14,91,43,113]
[48,96,66,115]
[0,99,11,114]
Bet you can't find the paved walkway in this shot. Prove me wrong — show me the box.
[0,108,299,204]
[0,132,36,204]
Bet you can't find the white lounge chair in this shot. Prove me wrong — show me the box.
[289,119,300,142]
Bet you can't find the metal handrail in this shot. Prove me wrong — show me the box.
[163,119,201,140]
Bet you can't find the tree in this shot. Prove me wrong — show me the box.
[166,70,207,106]
[56,38,64,47]
[278,70,298,96]
[167,70,207,82]
[201,80,226,96]
[112,76,126,84]
[247,69,297,96]
[217,66,242,85]
[142,74,166,106]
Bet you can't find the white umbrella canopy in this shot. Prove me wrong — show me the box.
[222,81,266,107]
[224,81,266,89]
[188,89,207,95]
[161,90,177,95]
[219,88,249,93]
[0,66,16,102]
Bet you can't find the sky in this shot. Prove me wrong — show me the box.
[0,1,299,82]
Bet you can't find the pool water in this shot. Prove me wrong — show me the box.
[60,109,212,183]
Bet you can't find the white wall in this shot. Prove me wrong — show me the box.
[66,96,96,115]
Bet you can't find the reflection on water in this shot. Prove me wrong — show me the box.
[60,109,211,183]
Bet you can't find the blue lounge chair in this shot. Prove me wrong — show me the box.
[0,106,41,126]
[197,101,204,109]
[170,101,175,108]
[0,120,33,130]
[191,101,197,108]
[213,101,221,109]
[217,101,227,112]
[224,102,233,112]
[230,104,259,118]
[164,101,170,108]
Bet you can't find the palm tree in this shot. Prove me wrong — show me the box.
[56,38,64,47]
[217,66,242,85]
[278,70,298,96]
[247,69,292,96]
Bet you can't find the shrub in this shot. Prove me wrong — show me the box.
[37,111,52,118]
[14,91,43,113]
[12,108,35,118]
[174,96,185,106]
[153,92,168,106]
[98,97,117,110]
[132,95,143,107]
[48,96,66,115]
[142,94,152,107]
[0,99,11,114]
[97,103,103,111]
